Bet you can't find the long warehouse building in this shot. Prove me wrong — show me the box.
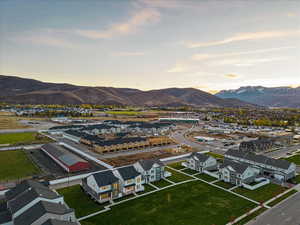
[41,143,91,172]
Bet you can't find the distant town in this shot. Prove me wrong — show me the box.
[0,104,300,225]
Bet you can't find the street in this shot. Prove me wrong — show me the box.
[248,192,300,225]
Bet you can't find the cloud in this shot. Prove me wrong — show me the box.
[166,63,193,73]
[184,30,300,48]
[13,30,75,48]
[192,46,295,61]
[287,12,297,18]
[112,51,145,56]
[224,74,239,79]
[75,8,160,39]
[208,57,289,67]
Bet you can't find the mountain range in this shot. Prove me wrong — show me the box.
[0,75,256,108]
[216,86,300,108]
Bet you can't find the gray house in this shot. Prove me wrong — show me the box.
[219,160,257,186]
[133,159,166,183]
[0,180,78,225]
[185,152,218,173]
[225,149,296,181]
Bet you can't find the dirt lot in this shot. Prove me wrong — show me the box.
[0,112,30,129]
[186,131,232,140]
[102,148,193,167]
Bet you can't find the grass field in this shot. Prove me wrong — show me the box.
[195,173,218,182]
[137,184,156,195]
[81,181,256,225]
[267,189,298,207]
[285,154,300,165]
[234,183,287,203]
[0,150,40,181]
[0,132,51,145]
[152,179,172,188]
[215,181,235,189]
[165,167,192,183]
[235,207,267,225]
[181,168,199,175]
[57,185,104,218]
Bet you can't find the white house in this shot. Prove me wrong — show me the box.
[134,159,167,183]
[185,152,218,173]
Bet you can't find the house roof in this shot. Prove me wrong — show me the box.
[225,149,292,170]
[0,203,11,224]
[7,186,60,214]
[14,201,73,225]
[220,160,249,174]
[92,170,119,187]
[117,166,140,180]
[138,159,164,171]
[5,180,50,201]
[42,143,88,167]
[42,219,78,225]
[191,152,210,162]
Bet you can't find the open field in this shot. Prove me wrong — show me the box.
[57,185,104,218]
[181,168,199,175]
[0,150,40,181]
[81,181,256,225]
[0,112,29,129]
[267,189,298,207]
[165,167,193,183]
[233,183,287,203]
[0,132,51,145]
[285,154,300,165]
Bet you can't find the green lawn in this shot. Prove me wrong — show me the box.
[235,207,267,225]
[181,168,199,175]
[267,189,298,207]
[0,150,40,181]
[290,175,300,184]
[234,183,287,203]
[81,181,256,225]
[152,179,172,188]
[195,173,218,182]
[215,181,235,189]
[57,185,104,218]
[114,194,135,203]
[285,154,300,165]
[137,184,156,195]
[167,161,186,170]
[165,167,193,183]
[0,132,51,145]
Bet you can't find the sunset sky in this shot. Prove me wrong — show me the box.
[1,0,300,93]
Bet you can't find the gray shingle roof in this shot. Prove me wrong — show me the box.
[225,149,292,170]
[92,170,119,187]
[191,152,210,162]
[14,201,73,225]
[0,204,11,224]
[7,186,60,214]
[5,180,50,201]
[117,166,140,180]
[138,159,164,171]
[42,219,78,225]
[220,159,249,174]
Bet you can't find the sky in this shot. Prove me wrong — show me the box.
[0,0,300,93]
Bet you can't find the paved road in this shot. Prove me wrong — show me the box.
[265,144,300,159]
[248,192,300,225]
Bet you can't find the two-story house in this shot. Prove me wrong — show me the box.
[186,152,218,173]
[133,159,166,183]
[82,170,120,203]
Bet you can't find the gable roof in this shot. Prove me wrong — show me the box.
[92,170,119,187]
[190,152,210,162]
[14,201,73,225]
[117,166,140,180]
[7,186,60,214]
[42,219,78,225]
[5,180,50,201]
[138,159,164,171]
[220,160,249,174]
[225,149,292,170]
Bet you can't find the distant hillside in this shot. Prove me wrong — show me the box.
[216,86,300,108]
[0,75,257,108]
